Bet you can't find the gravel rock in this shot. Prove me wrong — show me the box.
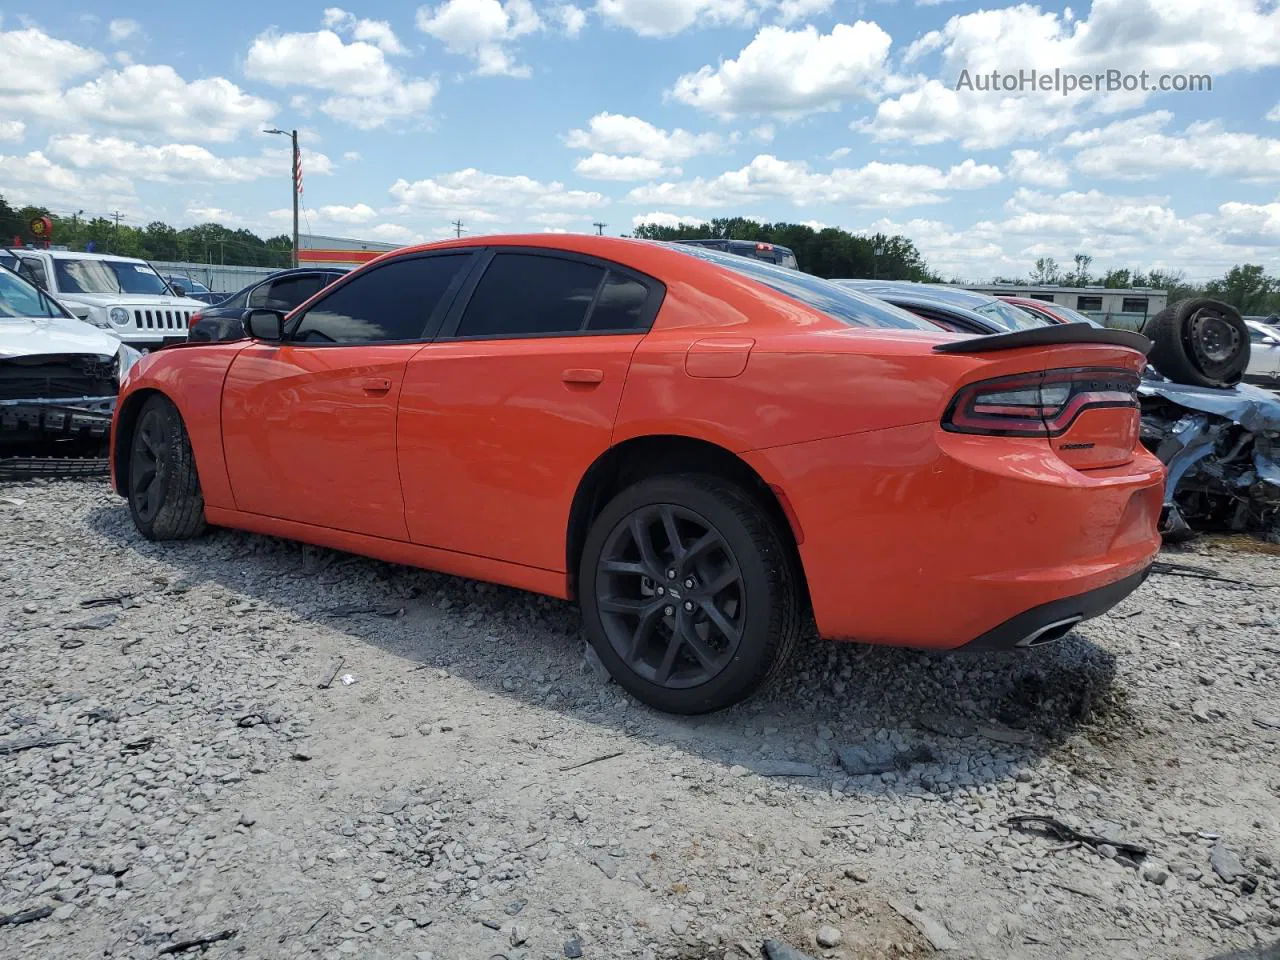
[815,924,843,947]
[1,481,1276,960]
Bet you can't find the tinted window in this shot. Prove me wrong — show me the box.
[586,273,649,331]
[292,255,469,344]
[17,257,48,288]
[455,254,604,338]
[974,299,1047,331]
[672,245,940,331]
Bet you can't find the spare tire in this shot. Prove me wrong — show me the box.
[1143,297,1249,389]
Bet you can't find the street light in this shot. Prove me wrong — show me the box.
[264,127,300,268]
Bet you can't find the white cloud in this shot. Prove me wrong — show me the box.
[631,211,709,229]
[554,4,588,37]
[774,0,835,25]
[1218,201,1280,246]
[0,119,24,143]
[671,22,892,119]
[317,202,379,223]
[866,0,1280,149]
[45,134,335,184]
[185,205,240,223]
[1269,103,1280,122]
[1065,112,1280,183]
[574,153,677,180]
[565,112,723,161]
[366,223,425,244]
[0,26,105,98]
[108,19,141,43]
[58,65,277,143]
[246,27,437,128]
[595,0,766,37]
[416,0,542,77]
[625,154,1002,209]
[1006,149,1070,189]
[322,8,408,54]
[827,146,851,160]
[751,123,775,143]
[343,150,363,162]
[390,168,609,217]
[530,211,593,226]
[0,150,135,208]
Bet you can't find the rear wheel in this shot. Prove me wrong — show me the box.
[579,474,802,714]
[1143,297,1249,388]
[127,395,207,541]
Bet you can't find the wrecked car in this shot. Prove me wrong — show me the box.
[1,263,141,479]
[1140,378,1280,541]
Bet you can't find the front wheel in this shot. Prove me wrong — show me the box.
[579,474,803,714]
[127,394,207,541]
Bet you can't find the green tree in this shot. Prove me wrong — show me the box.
[1102,268,1132,288]
[1206,264,1280,314]
[1028,257,1061,284]
[1063,253,1094,287]
[629,217,939,281]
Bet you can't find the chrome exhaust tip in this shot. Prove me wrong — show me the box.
[1016,616,1082,648]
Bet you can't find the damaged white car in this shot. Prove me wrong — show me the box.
[0,263,141,479]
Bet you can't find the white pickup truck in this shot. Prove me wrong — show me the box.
[2,249,206,350]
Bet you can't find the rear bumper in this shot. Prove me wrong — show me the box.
[960,566,1151,651]
[744,422,1165,649]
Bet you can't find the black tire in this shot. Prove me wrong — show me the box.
[579,474,803,715]
[1143,297,1249,388]
[126,394,207,541]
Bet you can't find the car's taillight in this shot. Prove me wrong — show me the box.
[943,367,1139,437]
[190,313,202,327]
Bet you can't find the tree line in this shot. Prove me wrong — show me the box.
[1,194,293,268]
[1001,254,1280,317]
[629,217,941,282]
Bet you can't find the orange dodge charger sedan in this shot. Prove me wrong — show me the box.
[111,235,1165,714]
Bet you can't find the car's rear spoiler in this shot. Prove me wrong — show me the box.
[933,324,1152,355]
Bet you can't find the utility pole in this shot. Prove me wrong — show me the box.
[593,222,607,236]
[110,211,123,253]
[452,219,465,238]
[264,127,301,267]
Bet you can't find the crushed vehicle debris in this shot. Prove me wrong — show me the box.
[1139,377,1280,542]
[0,262,140,479]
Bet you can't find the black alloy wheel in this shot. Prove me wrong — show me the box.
[596,502,746,689]
[126,394,207,541]
[579,474,803,714]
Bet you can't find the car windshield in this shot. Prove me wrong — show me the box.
[172,276,209,294]
[670,245,942,331]
[0,266,65,319]
[974,298,1048,331]
[54,258,170,296]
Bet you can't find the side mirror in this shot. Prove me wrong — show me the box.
[244,309,284,342]
[170,283,187,297]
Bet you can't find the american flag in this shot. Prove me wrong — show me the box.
[294,150,303,197]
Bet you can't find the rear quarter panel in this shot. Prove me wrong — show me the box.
[113,343,243,508]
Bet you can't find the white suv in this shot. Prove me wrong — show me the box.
[6,249,206,350]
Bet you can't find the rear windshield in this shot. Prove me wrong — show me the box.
[974,298,1048,331]
[670,245,941,331]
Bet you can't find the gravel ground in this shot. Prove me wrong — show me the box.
[2,479,1279,960]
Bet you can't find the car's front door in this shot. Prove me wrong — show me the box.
[220,252,477,540]
[398,249,663,572]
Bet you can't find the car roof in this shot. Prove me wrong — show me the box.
[14,248,150,264]
[841,287,1003,333]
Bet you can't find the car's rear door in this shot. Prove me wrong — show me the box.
[220,251,477,540]
[398,248,663,572]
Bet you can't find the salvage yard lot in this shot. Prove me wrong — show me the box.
[2,481,1279,960]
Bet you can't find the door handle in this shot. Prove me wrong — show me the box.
[562,368,604,385]
[361,378,392,395]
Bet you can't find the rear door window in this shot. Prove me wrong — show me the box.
[454,253,604,338]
